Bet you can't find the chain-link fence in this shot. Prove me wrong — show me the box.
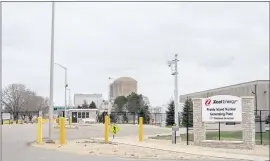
[1,111,40,124]
[97,112,175,126]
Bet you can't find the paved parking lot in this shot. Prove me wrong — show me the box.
[1,123,174,161]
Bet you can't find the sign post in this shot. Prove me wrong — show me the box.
[172,126,179,144]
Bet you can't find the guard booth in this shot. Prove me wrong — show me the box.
[67,109,98,124]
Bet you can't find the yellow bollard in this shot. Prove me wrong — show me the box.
[104,115,109,143]
[37,117,42,144]
[139,117,143,142]
[59,117,66,144]
[69,117,72,127]
[108,117,110,125]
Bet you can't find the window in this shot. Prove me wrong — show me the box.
[82,112,85,118]
[78,112,81,118]
[86,112,89,118]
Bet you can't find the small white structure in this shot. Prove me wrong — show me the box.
[67,109,98,124]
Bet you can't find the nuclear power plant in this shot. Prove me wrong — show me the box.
[109,77,137,102]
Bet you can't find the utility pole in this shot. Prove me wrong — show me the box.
[67,88,71,107]
[0,3,3,158]
[0,2,2,117]
[253,84,258,116]
[54,63,68,118]
[168,54,179,126]
[65,69,67,117]
[108,77,113,102]
[48,1,55,142]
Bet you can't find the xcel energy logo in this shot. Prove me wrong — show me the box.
[205,99,212,106]
[205,99,238,106]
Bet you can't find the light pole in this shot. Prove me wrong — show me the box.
[67,88,71,108]
[54,62,68,118]
[0,2,2,108]
[168,54,179,127]
[108,77,113,102]
[0,2,2,126]
[48,1,55,142]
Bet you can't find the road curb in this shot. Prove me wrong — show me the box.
[107,137,268,161]
[111,141,268,161]
[26,137,50,146]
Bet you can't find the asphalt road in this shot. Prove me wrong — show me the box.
[1,123,174,161]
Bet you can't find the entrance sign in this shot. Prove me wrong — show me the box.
[2,113,11,120]
[202,95,242,122]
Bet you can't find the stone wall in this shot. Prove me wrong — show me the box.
[192,96,255,150]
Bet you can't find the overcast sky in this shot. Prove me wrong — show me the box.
[2,2,269,106]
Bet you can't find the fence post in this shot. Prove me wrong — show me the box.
[37,117,42,144]
[218,122,221,140]
[59,117,66,144]
[139,117,143,142]
[186,110,189,145]
[259,110,262,145]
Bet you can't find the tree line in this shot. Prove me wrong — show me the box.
[166,97,193,127]
[1,83,49,122]
[108,92,151,124]
[77,100,97,109]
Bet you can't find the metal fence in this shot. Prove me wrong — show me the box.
[184,109,270,145]
[1,111,40,124]
[98,112,171,125]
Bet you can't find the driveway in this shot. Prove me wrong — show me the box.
[1,124,176,161]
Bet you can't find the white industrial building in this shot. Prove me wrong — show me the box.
[180,80,270,119]
[99,100,113,114]
[74,93,103,109]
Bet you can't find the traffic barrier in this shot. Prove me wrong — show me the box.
[42,119,49,123]
[104,115,109,143]
[139,117,143,142]
[59,117,66,144]
[37,117,42,144]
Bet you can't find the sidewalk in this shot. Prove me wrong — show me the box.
[110,136,269,161]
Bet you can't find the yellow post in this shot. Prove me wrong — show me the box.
[69,116,72,127]
[104,115,109,143]
[59,117,66,144]
[139,117,143,142]
[37,117,42,144]
[108,117,110,125]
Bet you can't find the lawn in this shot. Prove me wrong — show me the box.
[150,131,269,145]
[1,120,25,124]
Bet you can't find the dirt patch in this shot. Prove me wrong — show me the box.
[31,139,248,160]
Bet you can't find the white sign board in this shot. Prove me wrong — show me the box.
[2,113,11,120]
[202,95,242,122]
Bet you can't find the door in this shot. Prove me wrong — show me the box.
[72,112,77,123]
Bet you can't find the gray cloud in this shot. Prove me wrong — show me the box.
[3,2,269,106]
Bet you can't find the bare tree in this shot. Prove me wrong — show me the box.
[2,84,30,121]
[2,84,49,122]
